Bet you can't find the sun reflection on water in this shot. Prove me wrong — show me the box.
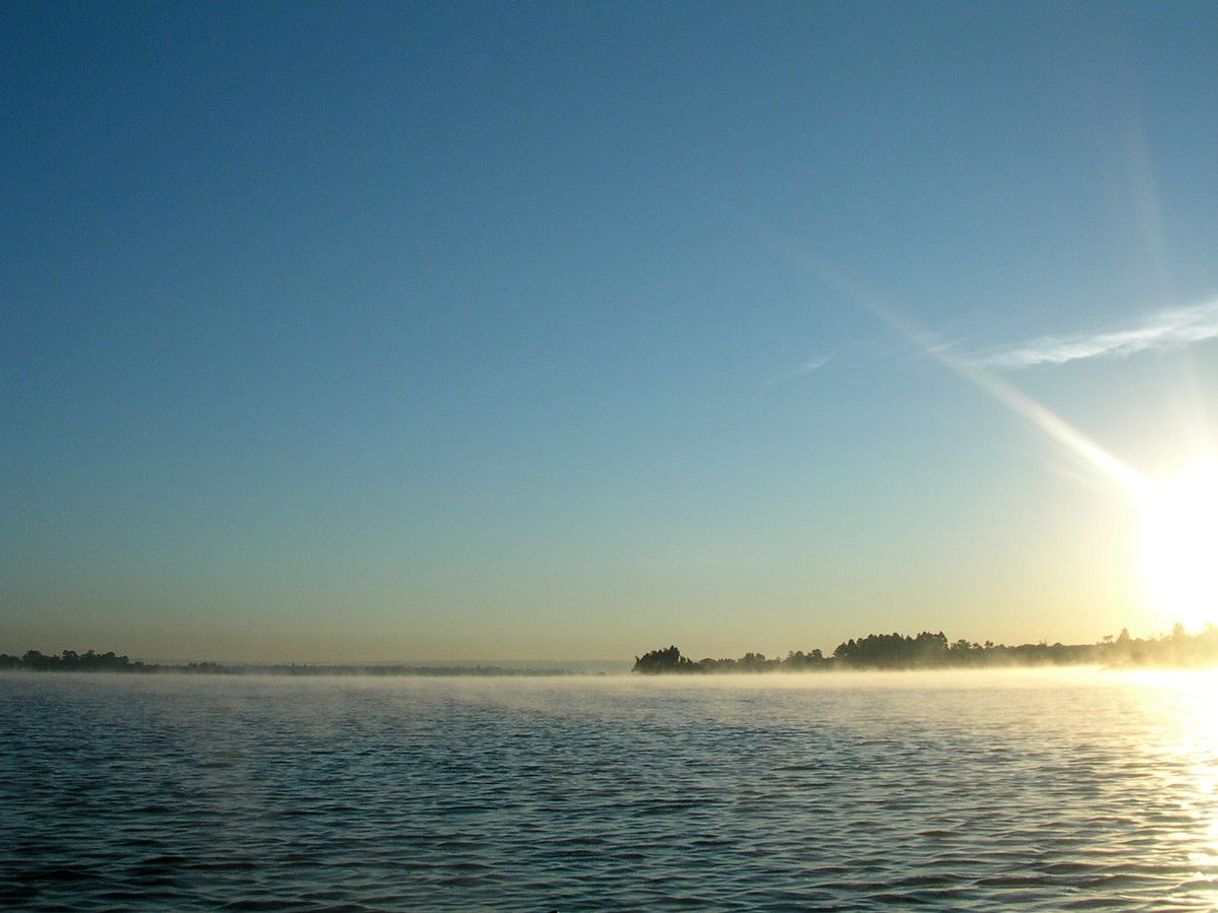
[1121,669,1218,882]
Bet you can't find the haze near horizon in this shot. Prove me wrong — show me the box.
[4,3,1218,662]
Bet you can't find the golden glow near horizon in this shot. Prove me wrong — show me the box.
[965,375,1218,634]
[1137,459,1218,633]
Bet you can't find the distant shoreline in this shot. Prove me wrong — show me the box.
[633,626,1218,673]
[6,626,1216,677]
[0,651,581,677]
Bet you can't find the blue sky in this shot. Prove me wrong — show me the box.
[4,2,1217,661]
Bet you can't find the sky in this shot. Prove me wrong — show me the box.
[3,2,1218,662]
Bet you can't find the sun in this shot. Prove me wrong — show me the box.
[1138,459,1218,632]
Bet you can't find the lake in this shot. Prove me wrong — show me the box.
[2,669,1216,911]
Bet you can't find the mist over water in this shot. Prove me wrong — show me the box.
[3,669,1216,911]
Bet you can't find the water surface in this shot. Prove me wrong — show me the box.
[2,669,1216,911]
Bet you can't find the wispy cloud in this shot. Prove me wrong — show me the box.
[766,355,831,386]
[973,300,1218,369]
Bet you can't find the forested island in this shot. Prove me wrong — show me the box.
[0,650,569,676]
[633,625,1218,673]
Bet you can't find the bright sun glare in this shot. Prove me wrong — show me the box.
[1139,459,1218,632]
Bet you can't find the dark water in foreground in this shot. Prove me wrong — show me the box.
[2,670,1217,912]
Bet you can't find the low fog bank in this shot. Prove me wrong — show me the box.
[0,650,629,677]
[8,625,1215,682]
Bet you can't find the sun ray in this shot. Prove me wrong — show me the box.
[799,257,1147,496]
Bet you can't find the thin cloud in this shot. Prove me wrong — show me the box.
[973,300,1218,369]
[766,355,831,386]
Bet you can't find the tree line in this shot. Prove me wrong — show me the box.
[633,624,1218,673]
[0,650,152,672]
[0,650,569,676]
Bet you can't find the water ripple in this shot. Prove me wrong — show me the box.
[2,670,1217,911]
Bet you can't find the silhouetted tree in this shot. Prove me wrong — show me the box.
[633,645,697,674]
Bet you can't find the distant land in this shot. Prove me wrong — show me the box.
[634,625,1218,673]
[5,627,1217,676]
[0,650,577,676]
